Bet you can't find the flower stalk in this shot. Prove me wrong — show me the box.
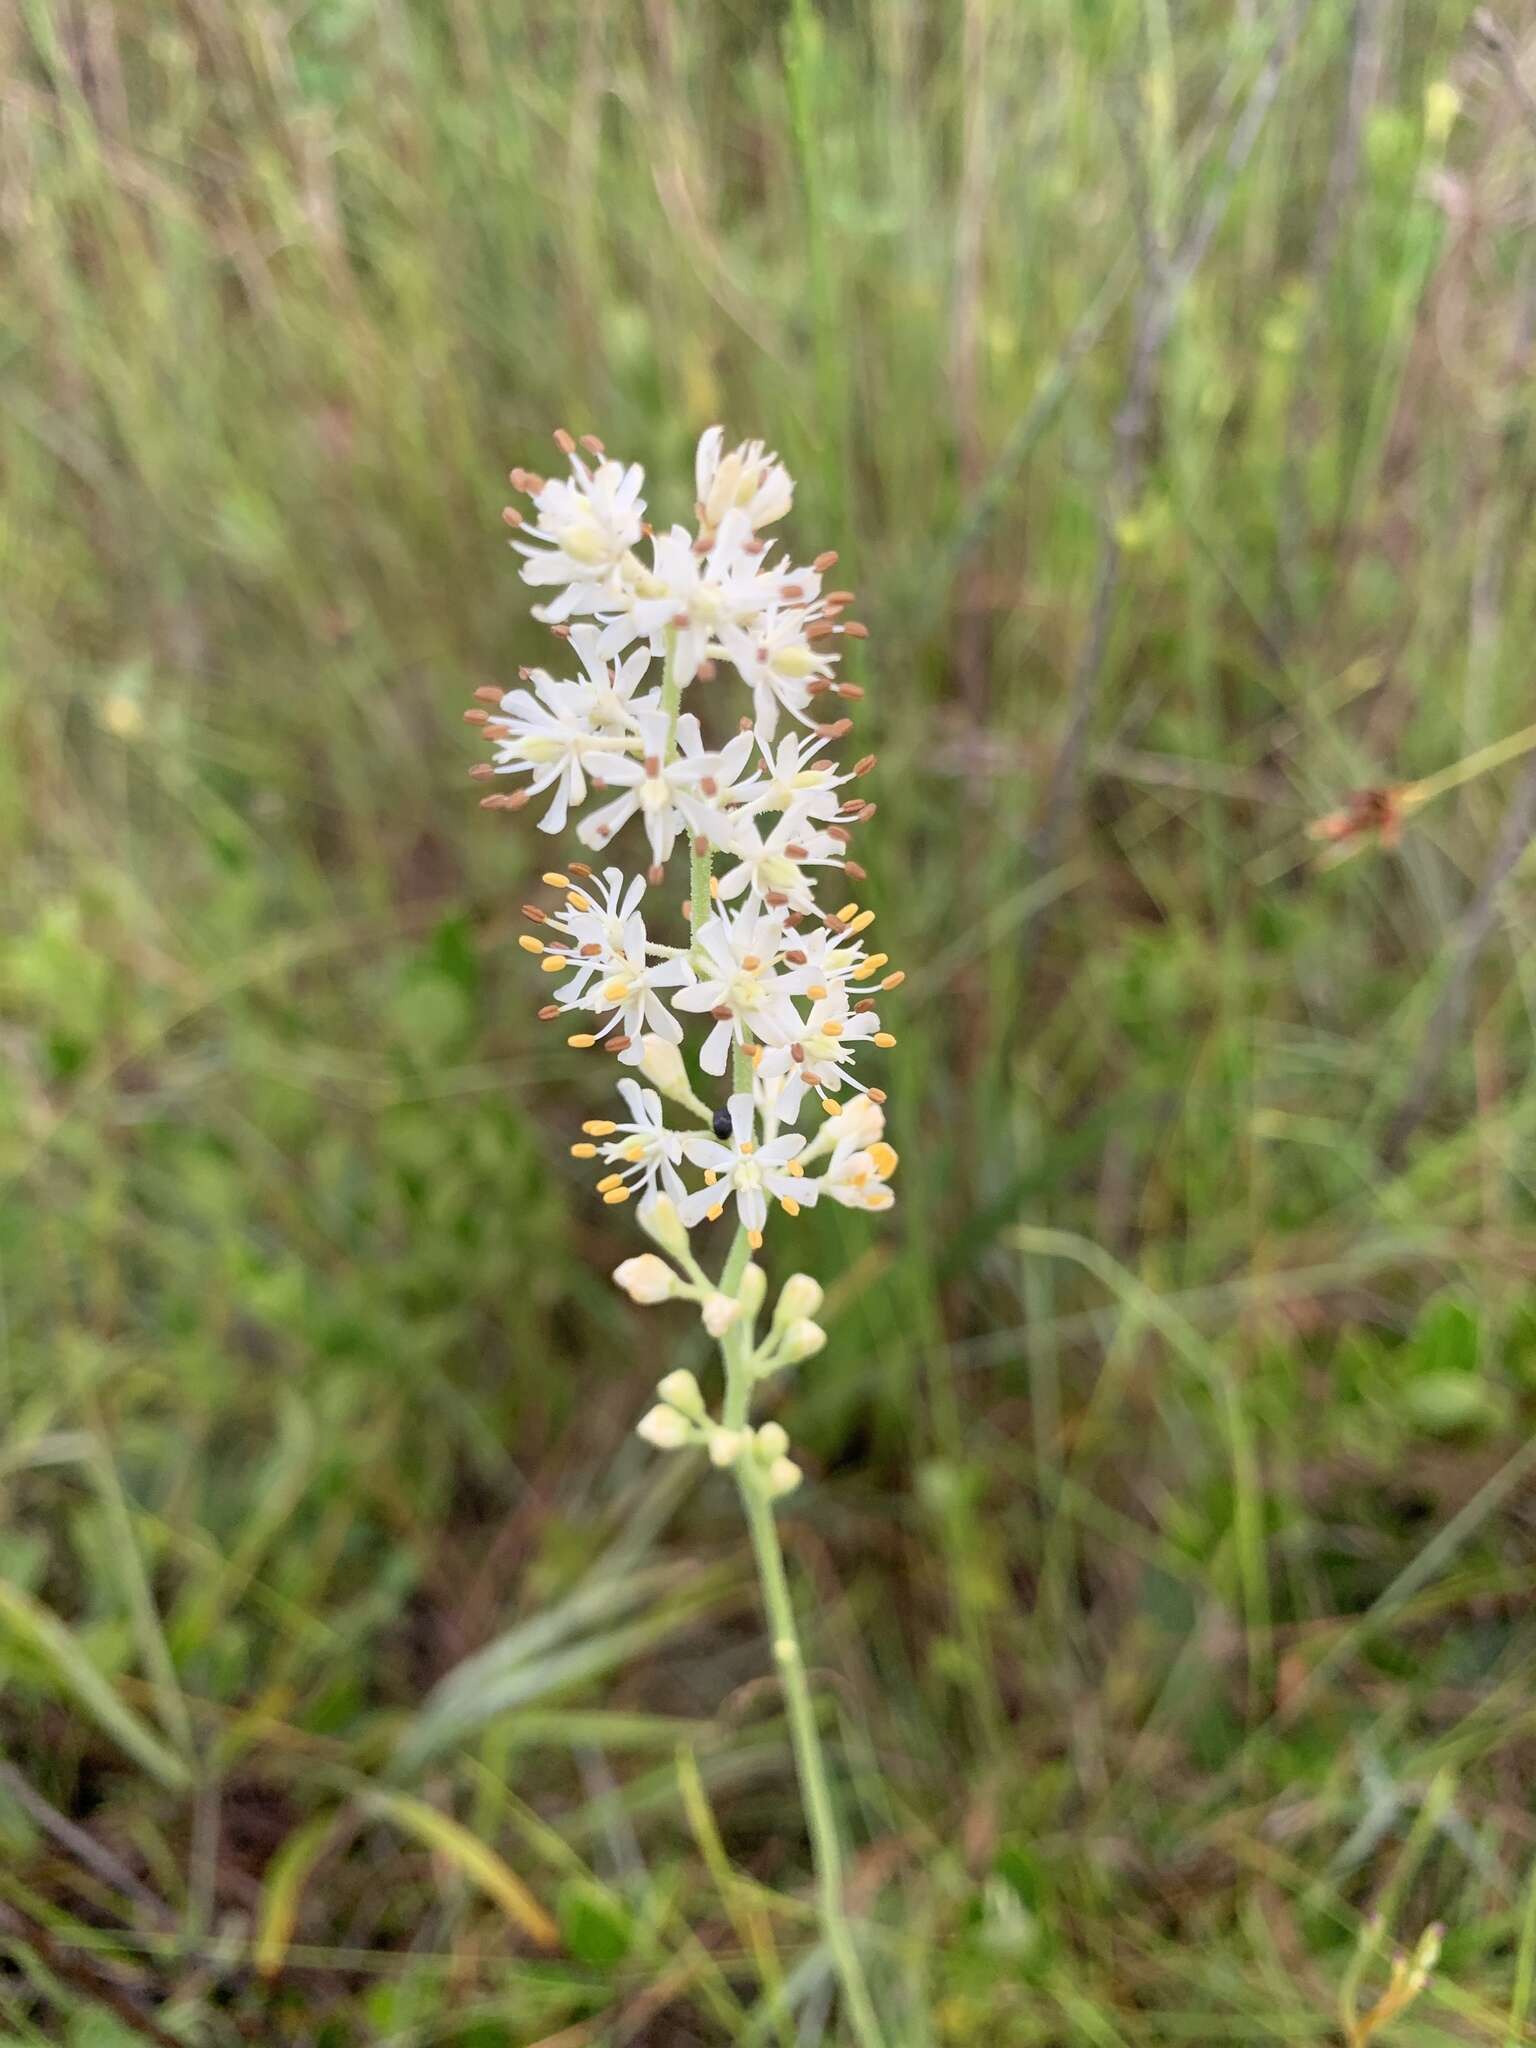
[476,424,896,2041]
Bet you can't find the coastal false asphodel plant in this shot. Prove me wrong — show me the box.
[467,426,894,2045]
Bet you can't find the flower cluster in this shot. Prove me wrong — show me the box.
[471,426,897,1480]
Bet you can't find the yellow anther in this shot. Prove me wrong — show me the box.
[822,1020,844,1038]
[567,1032,597,1048]
[623,1141,645,1162]
[847,909,876,934]
[704,1169,718,1186]
[787,1159,806,1176]
[821,1096,842,1116]
[602,1186,632,1205]
[541,872,569,887]
[748,1230,764,1249]
[780,1196,800,1218]
[601,978,631,1001]
[570,1143,598,1159]
[707,1204,724,1223]
[868,1142,898,1178]
[835,901,859,922]
[540,955,566,973]
[582,1120,617,1136]
[873,1031,896,1048]
[596,1173,624,1192]
[566,890,591,911]
[518,934,545,954]
[807,984,828,1000]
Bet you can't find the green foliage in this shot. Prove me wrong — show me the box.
[4,0,1535,2041]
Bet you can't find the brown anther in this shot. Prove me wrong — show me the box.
[780,583,804,600]
[604,1034,631,1053]
[806,681,832,697]
[480,792,527,809]
[842,621,869,639]
[785,843,808,859]
[824,915,848,932]
[697,660,717,682]
[537,1004,561,1020]
[640,519,655,537]
[818,718,854,740]
[693,532,713,555]
[474,685,503,704]
[784,948,809,965]
[579,942,602,957]
[469,763,494,780]
[521,905,548,922]
[508,467,545,494]
[710,1005,733,1021]
[579,433,604,455]
[791,1044,806,1062]
[764,891,790,908]
[855,998,877,1013]
[825,590,856,606]
[836,683,865,700]
[502,506,524,527]
[857,802,877,821]
[643,755,660,777]
[693,834,708,856]
[699,776,717,797]
[745,537,766,555]
[854,754,877,776]
[567,862,594,878]
[549,623,570,639]
[845,860,867,880]
[464,709,489,724]
[814,550,838,571]
[647,864,664,886]
[784,911,805,927]
[805,621,836,641]
[739,716,754,733]
[826,825,851,844]
[518,666,533,680]
[671,612,690,630]
[868,1087,887,1104]
[553,427,576,453]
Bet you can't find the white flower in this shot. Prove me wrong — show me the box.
[733,730,851,824]
[819,1116,898,1212]
[713,811,846,916]
[714,600,837,738]
[590,513,778,682]
[512,445,646,621]
[756,988,885,1120]
[613,1254,677,1304]
[679,1092,816,1241]
[576,708,756,871]
[565,623,657,731]
[583,1079,689,1201]
[488,671,635,833]
[672,905,804,1075]
[543,880,692,1061]
[695,426,794,537]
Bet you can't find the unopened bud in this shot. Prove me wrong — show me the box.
[781,1318,827,1364]
[638,1035,704,1113]
[754,1421,790,1463]
[764,1456,803,1499]
[774,1273,824,1327]
[738,1262,767,1320]
[637,1405,692,1450]
[657,1369,704,1418]
[707,1426,747,1468]
[614,1254,677,1305]
[637,1194,690,1259]
[701,1292,742,1338]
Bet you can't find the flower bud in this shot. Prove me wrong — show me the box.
[780,1318,827,1365]
[764,1455,803,1499]
[707,1426,747,1468]
[657,1369,704,1418]
[738,1262,767,1321]
[774,1273,824,1327]
[753,1421,790,1463]
[636,1404,692,1450]
[639,1036,707,1115]
[701,1292,742,1339]
[637,1194,690,1260]
[613,1253,677,1305]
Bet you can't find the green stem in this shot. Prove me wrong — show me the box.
[730,1436,885,2048]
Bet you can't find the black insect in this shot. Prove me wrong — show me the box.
[712,1104,733,1140]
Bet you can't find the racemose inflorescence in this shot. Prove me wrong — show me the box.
[468,426,899,1489]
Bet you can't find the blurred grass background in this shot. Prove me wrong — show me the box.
[8,0,1536,2040]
